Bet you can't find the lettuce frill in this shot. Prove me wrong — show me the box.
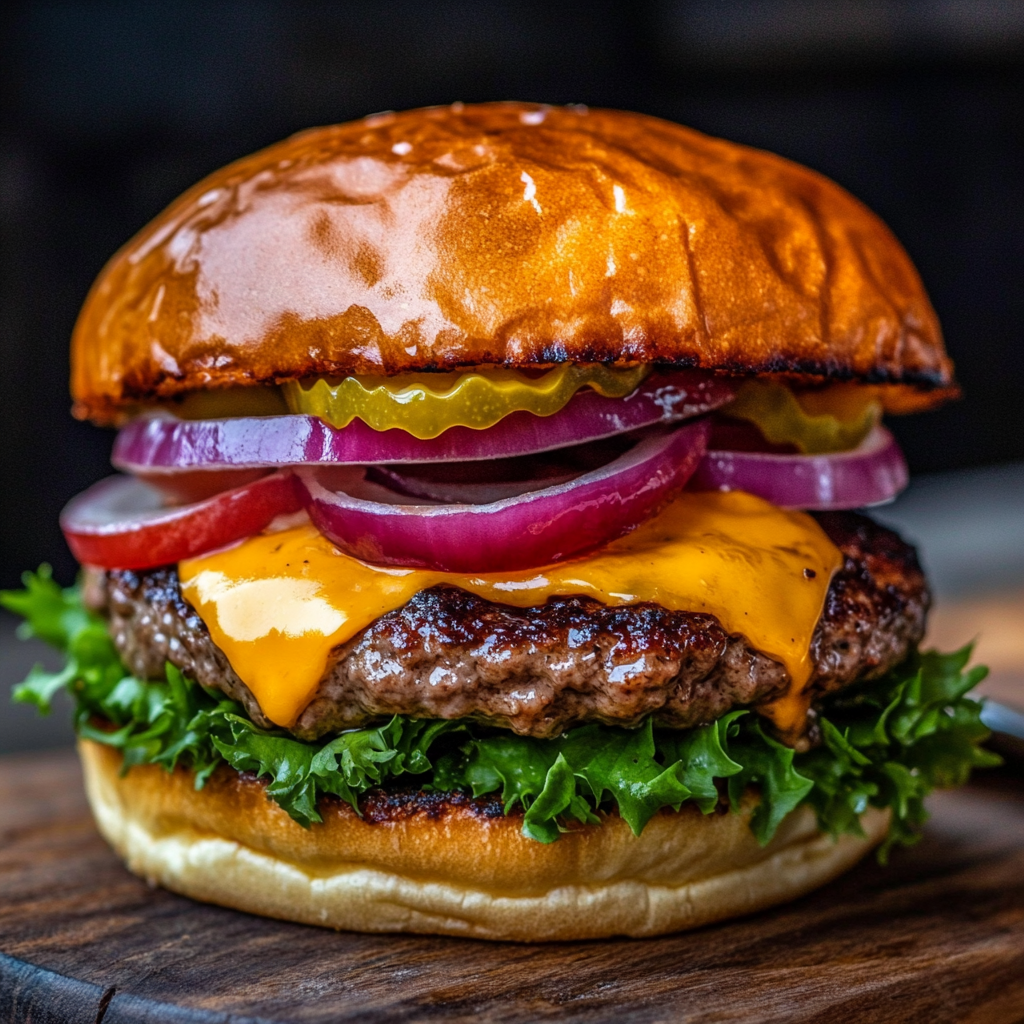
[3,567,999,859]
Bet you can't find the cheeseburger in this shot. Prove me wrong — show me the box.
[4,103,996,941]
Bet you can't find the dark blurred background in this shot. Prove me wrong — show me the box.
[1,0,1022,590]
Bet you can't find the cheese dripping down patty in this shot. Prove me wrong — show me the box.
[179,491,842,737]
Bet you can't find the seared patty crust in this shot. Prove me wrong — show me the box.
[93,512,928,741]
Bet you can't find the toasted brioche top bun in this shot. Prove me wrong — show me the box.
[72,103,954,424]
[80,739,888,941]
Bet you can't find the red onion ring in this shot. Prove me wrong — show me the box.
[366,466,577,505]
[112,371,733,474]
[137,467,272,504]
[364,432,643,504]
[60,471,302,570]
[690,425,908,510]
[295,419,710,572]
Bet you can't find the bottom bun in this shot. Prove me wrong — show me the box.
[80,739,888,941]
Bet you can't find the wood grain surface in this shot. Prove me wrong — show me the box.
[1,749,1023,1023]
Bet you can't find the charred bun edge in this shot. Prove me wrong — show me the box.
[80,739,888,941]
[74,358,955,426]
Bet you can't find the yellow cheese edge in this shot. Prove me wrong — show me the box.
[179,491,842,737]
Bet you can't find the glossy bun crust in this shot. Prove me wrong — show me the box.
[72,103,954,424]
[81,739,888,941]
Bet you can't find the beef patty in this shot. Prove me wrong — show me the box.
[94,512,928,741]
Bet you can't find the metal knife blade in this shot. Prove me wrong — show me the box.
[981,700,1024,762]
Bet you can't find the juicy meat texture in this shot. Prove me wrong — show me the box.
[97,512,928,741]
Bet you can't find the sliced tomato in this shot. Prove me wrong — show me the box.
[61,471,302,570]
[136,467,272,504]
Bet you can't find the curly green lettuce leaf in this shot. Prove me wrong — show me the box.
[4,570,999,853]
[3,565,123,715]
[798,646,1000,859]
[727,720,815,843]
[435,719,708,841]
[2,568,462,825]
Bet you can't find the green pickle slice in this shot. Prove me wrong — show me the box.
[283,364,650,438]
[723,380,881,454]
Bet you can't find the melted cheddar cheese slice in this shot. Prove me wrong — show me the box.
[179,491,842,735]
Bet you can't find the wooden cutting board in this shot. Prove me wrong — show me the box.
[1,749,1023,1023]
